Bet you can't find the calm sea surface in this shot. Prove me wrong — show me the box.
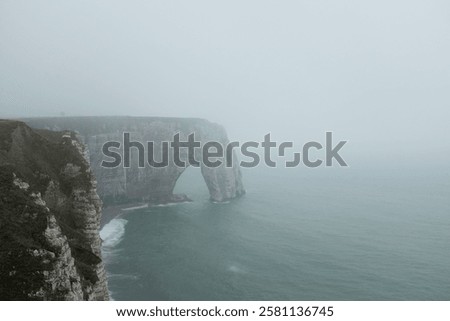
[100,164,450,300]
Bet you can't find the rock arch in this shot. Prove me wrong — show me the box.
[24,116,245,204]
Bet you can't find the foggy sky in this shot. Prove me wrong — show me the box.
[1,1,449,163]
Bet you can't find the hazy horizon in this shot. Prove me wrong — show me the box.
[1,1,449,163]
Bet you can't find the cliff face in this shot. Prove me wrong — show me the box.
[0,120,108,300]
[25,117,245,205]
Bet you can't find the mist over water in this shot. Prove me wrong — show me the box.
[101,163,450,300]
[1,0,449,301]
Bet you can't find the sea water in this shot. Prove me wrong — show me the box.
[100,164,450,300]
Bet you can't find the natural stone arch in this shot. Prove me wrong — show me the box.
[24,116,245,205]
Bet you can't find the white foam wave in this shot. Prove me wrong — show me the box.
[122,204,148,211]
[100,218,128,248]
[100,218,129,300]
[153,202,182,207]
[212,200,231,204]
[227,263,246,274]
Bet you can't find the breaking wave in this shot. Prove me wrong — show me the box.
[100,218,128,248]
[100,218,128,266]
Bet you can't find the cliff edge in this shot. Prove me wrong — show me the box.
[0,120,109,300]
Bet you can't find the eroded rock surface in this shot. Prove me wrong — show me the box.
[0,120,108,300]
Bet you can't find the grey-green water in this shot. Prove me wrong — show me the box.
[100,165,450,300]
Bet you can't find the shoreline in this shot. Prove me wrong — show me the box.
[100,202,147,228]
[100,193,195,228]
[100,199,195,228]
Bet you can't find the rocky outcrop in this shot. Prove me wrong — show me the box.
[25,117,245,205]
[0,120,108,300]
